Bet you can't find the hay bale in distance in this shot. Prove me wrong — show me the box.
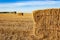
[17,13,23,16]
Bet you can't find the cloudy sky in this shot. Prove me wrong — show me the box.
[0,0,60,13]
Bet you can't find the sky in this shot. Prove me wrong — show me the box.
[0,0,60,13]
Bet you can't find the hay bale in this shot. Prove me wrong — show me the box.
[33,8,60,40]
[17,13,23,16]
[33,8,60,23]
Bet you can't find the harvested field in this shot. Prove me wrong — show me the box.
[0,13,35,40]
[0,8,60,40]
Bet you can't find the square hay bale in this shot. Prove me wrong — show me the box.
[33,8,60,40]
[17,13,23,16]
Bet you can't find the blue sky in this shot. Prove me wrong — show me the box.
[0,0,60,3]
[0,0,60,13]
[0,0,59,3]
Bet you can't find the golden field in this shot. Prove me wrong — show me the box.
[0,8,60,40]
[0,13,36,40]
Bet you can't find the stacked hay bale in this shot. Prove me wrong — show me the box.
[33,8,60,40]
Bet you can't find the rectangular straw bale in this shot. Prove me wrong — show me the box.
[33,8,60,40]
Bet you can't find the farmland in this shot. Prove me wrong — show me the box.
[0,13,35,40]
[0,8,60,40]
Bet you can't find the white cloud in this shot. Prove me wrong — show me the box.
[0,1,59,12]
[0,1,58,8]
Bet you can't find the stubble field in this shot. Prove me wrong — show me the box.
[0,13,36,40]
